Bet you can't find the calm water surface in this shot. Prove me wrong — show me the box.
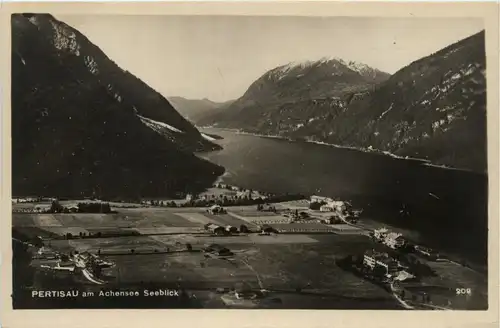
[199,128,488,263]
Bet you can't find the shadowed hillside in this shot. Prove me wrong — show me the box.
[11,14,224,199]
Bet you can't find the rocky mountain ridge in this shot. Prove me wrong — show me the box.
[12,14,224,199]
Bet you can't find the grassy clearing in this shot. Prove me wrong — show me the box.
[70,236,166,252]
[12,214,36,227]
[128,210,199,228]
[248,234,318,244]
[43,239,72,252]
[33,214,62,227]
[203,213,249,227]
[52,214,121,228]
[174,212,215,225]
[15,209,201,231]
[129,227,204,235]
[29,228,401,308]
[231,210,280,217]
[41,227,90,236]
[274,200,310,209]
[103,252,259,289]
[13,226,60,239]
[149,234,319,247]
[241,241,394,300]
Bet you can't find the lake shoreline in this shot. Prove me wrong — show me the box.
[199,127,483,175]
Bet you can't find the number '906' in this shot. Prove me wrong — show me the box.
[456,288,472,295]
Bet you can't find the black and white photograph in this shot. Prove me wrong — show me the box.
[6,3,497,314]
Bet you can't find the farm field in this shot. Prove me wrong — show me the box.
[203,213,250,227]
[274,200,310,210]
[62,236,167,253]
[111,238,399,305]
[46,233,323,255]
[148,234,320,246]
[12,202,488,310]
[229,210,282,217]
[43,235,402,308]
[13,209,202,230]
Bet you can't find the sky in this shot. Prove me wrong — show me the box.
[57,15,483,102]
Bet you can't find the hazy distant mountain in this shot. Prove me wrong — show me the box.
[199,32,487,172]
[168,96,234,123]
[11,14,224,199]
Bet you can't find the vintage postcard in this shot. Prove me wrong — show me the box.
[1,1,498,328]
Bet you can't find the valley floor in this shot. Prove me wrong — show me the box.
[12,200,488,310]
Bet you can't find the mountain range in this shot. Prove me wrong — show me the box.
[198,57,390,128]
[198,32,487,172]
[11,14,224,199]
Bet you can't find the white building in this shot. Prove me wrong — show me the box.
[310,195,334,203]
[317,199,346,213]
[329,200,347,212]
[320,205,335,212]
[393,270,416,282]
[384,232,406,249]
[373,228,389,240]
[207,204,225,214]
[363,250,399,275]
[373,228,406,249]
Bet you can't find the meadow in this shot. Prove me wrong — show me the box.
[12,202,487,309]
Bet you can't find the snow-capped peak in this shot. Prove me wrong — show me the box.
[272,56,379,77]
[276,60,317,74]
[344,60,372,74]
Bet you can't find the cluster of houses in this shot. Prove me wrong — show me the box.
[310,196,348,213]
[206,205,227,215]
[12,197,52,203]
[204,223,241,236]
[13,201,112,214]
[203,243,233,256]
[14,205,80,214]
[372,228,441,261]
[12,205,52,213]
[34,246,60,260]
[373,228,407,249]
[309,195,361,223]
[257,203,277,212]
[187,185,267,203]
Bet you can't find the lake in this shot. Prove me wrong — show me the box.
[199,128,488,265]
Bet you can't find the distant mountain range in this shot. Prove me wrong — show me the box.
[167,96,234,124]
[11,14,224,199]
[198,32,487,172]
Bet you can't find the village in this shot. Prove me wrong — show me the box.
[12,183,485,310]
